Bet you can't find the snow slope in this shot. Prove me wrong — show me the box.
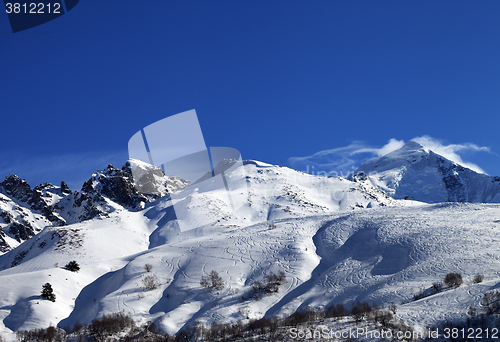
[0,161,408,338]
[0,208,154,336]
[351,141,500,203]
[1,160,498,340]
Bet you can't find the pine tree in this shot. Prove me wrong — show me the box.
[65,260,80,272]
[41,283,56,302]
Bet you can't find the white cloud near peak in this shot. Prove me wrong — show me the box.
[287,136,491,177]
[353,138,405,157]
[412,135,489,174]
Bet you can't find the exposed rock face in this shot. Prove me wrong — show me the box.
[0,195,49,253]
[0,210,12,224]
[82,162,190,209]
[0,177,65,227]
[0,174,110,252]
[122,161,165,195]
[61,181,71,194]
[1,175,32,202]
[0,229,9,253]
[71,191,104,222]
[81,164,147,209]
[8,221,35,242]
[122,159,190,199]
[0,160,189,254]
[0,178,54,252]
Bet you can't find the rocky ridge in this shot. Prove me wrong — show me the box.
[0,161,189,254]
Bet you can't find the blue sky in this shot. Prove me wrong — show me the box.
[1,1,500,189]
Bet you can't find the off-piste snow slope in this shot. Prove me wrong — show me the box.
[0,156,499,340]
[351,141,500,203]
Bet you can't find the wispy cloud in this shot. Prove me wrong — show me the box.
[0,150,128,190]
[288,140,403,177]
[352,138,405,157]
[412,136,489,174]
[287,136,491,177]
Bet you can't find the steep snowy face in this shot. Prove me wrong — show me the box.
[147,160,410,245]
[351,141,500,203]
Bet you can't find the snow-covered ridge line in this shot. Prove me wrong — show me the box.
[351,141,500,203]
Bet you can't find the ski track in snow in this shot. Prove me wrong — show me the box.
[3,161,500,339]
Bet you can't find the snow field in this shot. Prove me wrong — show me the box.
[2,161,498,340]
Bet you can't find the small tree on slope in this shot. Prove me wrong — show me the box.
[200,270,225,292]
[65,260,80,272]
[444,272,463,288]
[41,283,56,302]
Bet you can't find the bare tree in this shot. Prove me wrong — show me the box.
[473,273,484,284]
[482,290,500,314]
[246,270,286,300]
[142,275,160,290]
[444,273,463,288]
[201,270,225,292]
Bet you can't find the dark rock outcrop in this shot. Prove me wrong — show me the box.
[0,160,189,254]
[81,164,147,208]
[0,229,10,253]
[8,221,35,243]
[61,181,71,194]
[1,175,32,202]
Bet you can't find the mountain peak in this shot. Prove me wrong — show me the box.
[352,141,500,203]
[353,141,428,176]
[381,141,428,160]
[399,140,425,152]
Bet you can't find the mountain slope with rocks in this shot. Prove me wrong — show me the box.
[350,141,500,203]
[0,160,189,255]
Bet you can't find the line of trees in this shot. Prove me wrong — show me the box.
[176,301,413,342]
[15,300,411,342]
[414,272,483,301]
[17,312,172,342]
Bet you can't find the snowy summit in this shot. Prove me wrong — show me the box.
[351,141,500,203]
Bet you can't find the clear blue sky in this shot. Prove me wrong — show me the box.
[1,1,500,189]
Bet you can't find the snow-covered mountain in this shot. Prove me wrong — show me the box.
[0,160,419,338]
[2,156,500,341]
[350,141,500,203]
[0,161,189,255]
